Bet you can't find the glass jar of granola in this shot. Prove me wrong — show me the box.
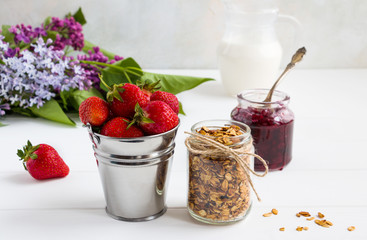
[185,120,266,224]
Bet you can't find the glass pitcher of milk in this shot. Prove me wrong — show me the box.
[217,1,300,96]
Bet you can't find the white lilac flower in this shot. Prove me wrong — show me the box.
[0,36,91,113]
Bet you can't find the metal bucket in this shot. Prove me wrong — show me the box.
[87,123,179,221]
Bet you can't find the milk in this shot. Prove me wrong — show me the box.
[217,41,282,96]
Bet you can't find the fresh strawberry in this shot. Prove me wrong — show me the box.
[17,141,69,180]
[150,91,179,114]
[137,80,161,101]
[101,117,144,138]
[141,89,152,102]
[79,96,109,126]
[104,82,148,118]
[132,101,179,135]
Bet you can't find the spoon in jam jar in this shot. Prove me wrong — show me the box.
[263,47,307,102]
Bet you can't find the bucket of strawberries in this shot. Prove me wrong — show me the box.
[79,80,180,221]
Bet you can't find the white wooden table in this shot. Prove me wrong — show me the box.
[1,69,366,240]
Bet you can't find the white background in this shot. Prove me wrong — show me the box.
[0,0,366,69]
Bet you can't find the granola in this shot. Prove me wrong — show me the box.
[187,125,252,222]
[315,219,333,228]
[347,226,355,231]
[263,212,272,217]
[298,211,311,217]
[272,208,278,215]
[296,226,304,231]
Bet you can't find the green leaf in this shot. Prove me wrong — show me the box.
[60,88,104,111]
[99,57,143,91]
[141,72,214,95]
[72,7,87,25]
[60,90,73,110]
[43,16,52,26]
[18,41,29,50]
[29,99,75,126]
[69,88,104,111]
[82,40,116,60]
[11,107,36,117]
[178,101,186,115]
[1,25,14,43]
[0,121,6,127]
[45,30,59,42]
[140,73,213,115]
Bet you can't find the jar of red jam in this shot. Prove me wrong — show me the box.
[231,89,294,171]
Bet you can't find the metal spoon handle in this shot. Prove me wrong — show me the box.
[263,47,307,102]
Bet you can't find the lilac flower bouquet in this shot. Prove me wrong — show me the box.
[0,37,89,109]
[0,8,212,126]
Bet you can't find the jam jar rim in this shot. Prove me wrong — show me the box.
[237,88,290,105]
[190,119,252,146]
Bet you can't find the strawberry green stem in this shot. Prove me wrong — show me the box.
[17,140,40,171]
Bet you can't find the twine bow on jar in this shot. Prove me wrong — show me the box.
[185,131,268,201]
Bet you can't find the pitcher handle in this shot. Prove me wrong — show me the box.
[278,14,302,51]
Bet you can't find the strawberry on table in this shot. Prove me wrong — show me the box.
[150,91,179,114]
[132,101,179,135]
[79,96,109,126]
[17,141,69,180]
[101,117,144,138]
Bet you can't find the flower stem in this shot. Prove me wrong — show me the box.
[80,60,117,68]
[122,70,132,84]
[80,60,141,83]
[98,74,112,90]
[64,46,72,55]
[19,44,30,53]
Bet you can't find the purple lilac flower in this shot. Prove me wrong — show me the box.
[45,16,84,51]
[77,47,123,89]
[0,36,91,113]
[9,24,47,45]
[3,47,20,58]
[0,103,10,116]
[8,16,83,52]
